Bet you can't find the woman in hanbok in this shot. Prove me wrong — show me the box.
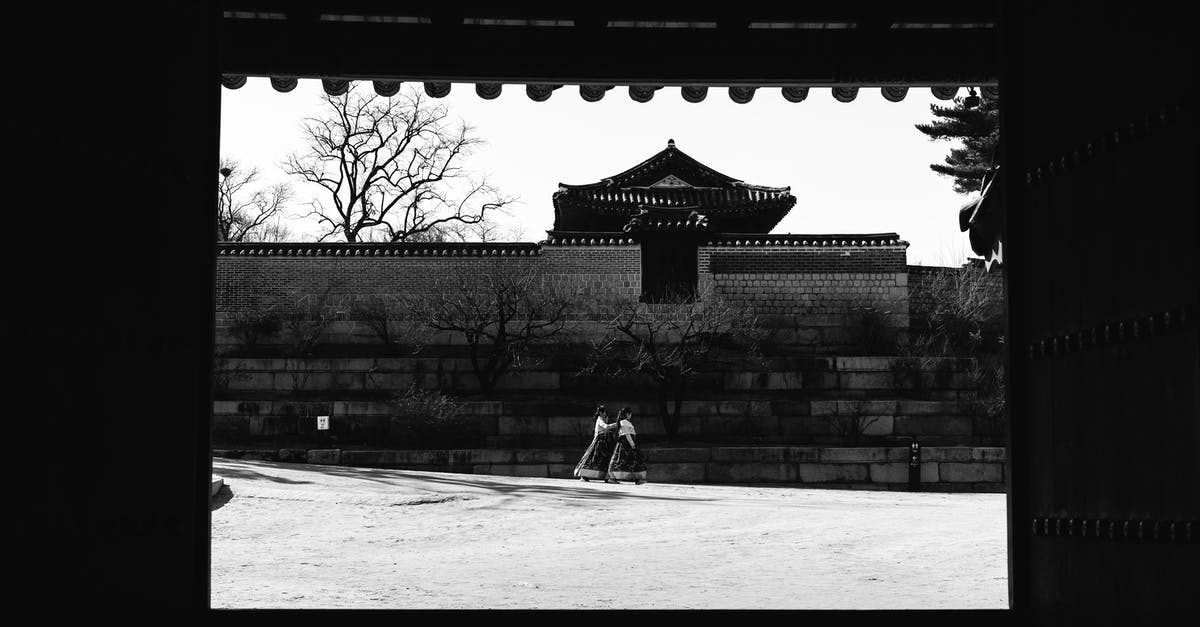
[606,407,648,484]
[574,405,619,481]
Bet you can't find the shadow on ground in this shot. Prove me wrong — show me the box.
[211,485,234,511]
[213,458,717,506]
[216,461,315,485]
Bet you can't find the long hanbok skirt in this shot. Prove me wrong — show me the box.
[574,429,618,480]
[607,437,647,483]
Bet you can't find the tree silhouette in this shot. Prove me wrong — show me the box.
[216,157,293,242]
[915,93,1000,194]
[582,287,765,438]
[405,263,573,393]
[284,83,513,243]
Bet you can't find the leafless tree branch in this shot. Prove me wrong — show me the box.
[217,157,294,242]
[581,286,766,437]
[404,263,573,393]
[282,84,516,243]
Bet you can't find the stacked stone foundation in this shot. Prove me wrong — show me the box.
[213,354,1000,450]
[213,445,1005,493]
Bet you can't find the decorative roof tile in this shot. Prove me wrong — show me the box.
[216,242,541,257]
[543,231,636,246]
[224,78,989,106]
[701,233,906,247]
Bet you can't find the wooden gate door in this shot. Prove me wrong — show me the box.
[1002,2,1197,616]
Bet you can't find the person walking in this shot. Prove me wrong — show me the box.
[606,407,648,484]
[573,404,619,481]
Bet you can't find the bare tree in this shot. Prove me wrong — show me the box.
[217,158,293,242]
[348,294,408,351]
[582,287,766,438]
[254,219,294,243]
[440,220,529,243]
[283,84,514,243]
[406,263,573,393]
[281,284,345,357]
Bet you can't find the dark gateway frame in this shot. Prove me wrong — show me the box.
[34,2,1195,619]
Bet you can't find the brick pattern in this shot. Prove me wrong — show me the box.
[700,246,907,275]
[695,245,910,323]
[216,247,642,313]
[704,272,908,320]
[215,243,917,338]
[216,256,529,311]
[540,247,640,300]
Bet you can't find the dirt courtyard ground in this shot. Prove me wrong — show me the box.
[210,458,1008,609]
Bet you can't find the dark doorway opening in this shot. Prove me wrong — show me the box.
[639,236,699,303]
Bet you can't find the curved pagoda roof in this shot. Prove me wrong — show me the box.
[552,139,796,233]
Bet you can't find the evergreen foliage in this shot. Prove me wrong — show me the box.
[915,94,1000,194]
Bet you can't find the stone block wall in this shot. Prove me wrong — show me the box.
[212,354,1000,449]
[698,245,908,316]
[539,245,641,301]
[698,244,910,351]
[213,445,1006,492]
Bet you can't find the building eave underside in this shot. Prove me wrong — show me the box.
[218,4,1001,94]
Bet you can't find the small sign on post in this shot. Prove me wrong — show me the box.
[317,415,330,431]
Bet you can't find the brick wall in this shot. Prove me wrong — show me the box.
[216,247,641,313]
[697,246,910,348]
[215,241,912,352]
[217,255,523,311]
[539,246,641,301]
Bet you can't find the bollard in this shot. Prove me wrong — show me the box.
[908,438,921,491]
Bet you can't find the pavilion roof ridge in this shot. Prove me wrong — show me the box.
[557,139,751,190]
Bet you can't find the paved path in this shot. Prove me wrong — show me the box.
[211,458,1008,609]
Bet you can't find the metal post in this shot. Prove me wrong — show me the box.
[908,438,921,491]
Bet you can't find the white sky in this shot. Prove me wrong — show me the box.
[220,79,979,266]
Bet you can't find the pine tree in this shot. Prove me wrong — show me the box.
[915,94,1000,195]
